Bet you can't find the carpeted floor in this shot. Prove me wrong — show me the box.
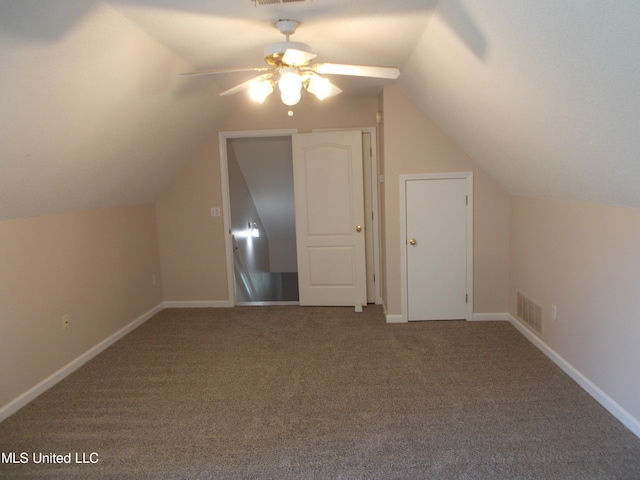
[1,305,639,479]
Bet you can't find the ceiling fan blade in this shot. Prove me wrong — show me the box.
[220,73,274,96]
[313,63,400,80]
[282,48,317,67]
[180,66,273,77]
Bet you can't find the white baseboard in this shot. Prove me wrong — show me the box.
[385,314,406,323]
[472,312,510,321]
[163,300,232,308]
[386,312,508,323]
[0,302,164,423]
[508,314,640,439]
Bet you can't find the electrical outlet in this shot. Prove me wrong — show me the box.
[211,207,221,217]
[551,304,557,321]
[63,314,69,330]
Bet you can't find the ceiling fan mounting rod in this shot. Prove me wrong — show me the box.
[276,19,300,41]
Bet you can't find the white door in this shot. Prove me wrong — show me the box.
[405,175,472,321]
[292,131,367,307]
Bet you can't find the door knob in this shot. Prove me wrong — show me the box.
[409,238,417,246]
[356,225,362,232]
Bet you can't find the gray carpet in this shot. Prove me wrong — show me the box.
[1,306,639,479]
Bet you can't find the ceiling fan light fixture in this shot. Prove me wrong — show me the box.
[307,75,331,100]
[249,80,274,104]
[278,67,303,105]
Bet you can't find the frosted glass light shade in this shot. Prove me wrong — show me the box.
[281,89,301,106]
[249,80,273,104]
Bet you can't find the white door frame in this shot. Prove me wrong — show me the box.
[219,129,298,306]
[399,172,473,322]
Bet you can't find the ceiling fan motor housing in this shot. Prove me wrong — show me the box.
[264,41,312,65]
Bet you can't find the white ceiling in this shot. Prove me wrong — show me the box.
[1,0,639,221]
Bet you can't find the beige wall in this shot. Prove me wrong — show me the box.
[0,204,163,411]
[156,95,379,303]
[222,95,379,133]
[380,85,510,317]
[155,135,229,303]
[510,196,640,422]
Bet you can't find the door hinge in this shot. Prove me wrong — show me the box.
[466,195,468,205]
[466,294,468,304]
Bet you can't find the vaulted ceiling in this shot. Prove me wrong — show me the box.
[1,0,639,221]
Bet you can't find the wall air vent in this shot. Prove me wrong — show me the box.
[253,0,311,5]
[517,291,543,335]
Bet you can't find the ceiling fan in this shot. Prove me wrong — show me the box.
[181,19,400,106]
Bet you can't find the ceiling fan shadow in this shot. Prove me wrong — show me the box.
[112,0,439,23]
[0,0,99,42]
[436,0,487,60]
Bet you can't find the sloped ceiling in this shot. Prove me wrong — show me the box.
[399,1,640,208]
[1,0,639,221]
[0,1,232,220]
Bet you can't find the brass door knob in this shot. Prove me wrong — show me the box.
[409,238,417,246]
[356,225,362,232]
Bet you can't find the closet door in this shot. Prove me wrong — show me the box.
[405,174,472,321]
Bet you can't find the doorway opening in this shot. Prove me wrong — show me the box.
[227,135,298,304]
[219,128,381,307]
